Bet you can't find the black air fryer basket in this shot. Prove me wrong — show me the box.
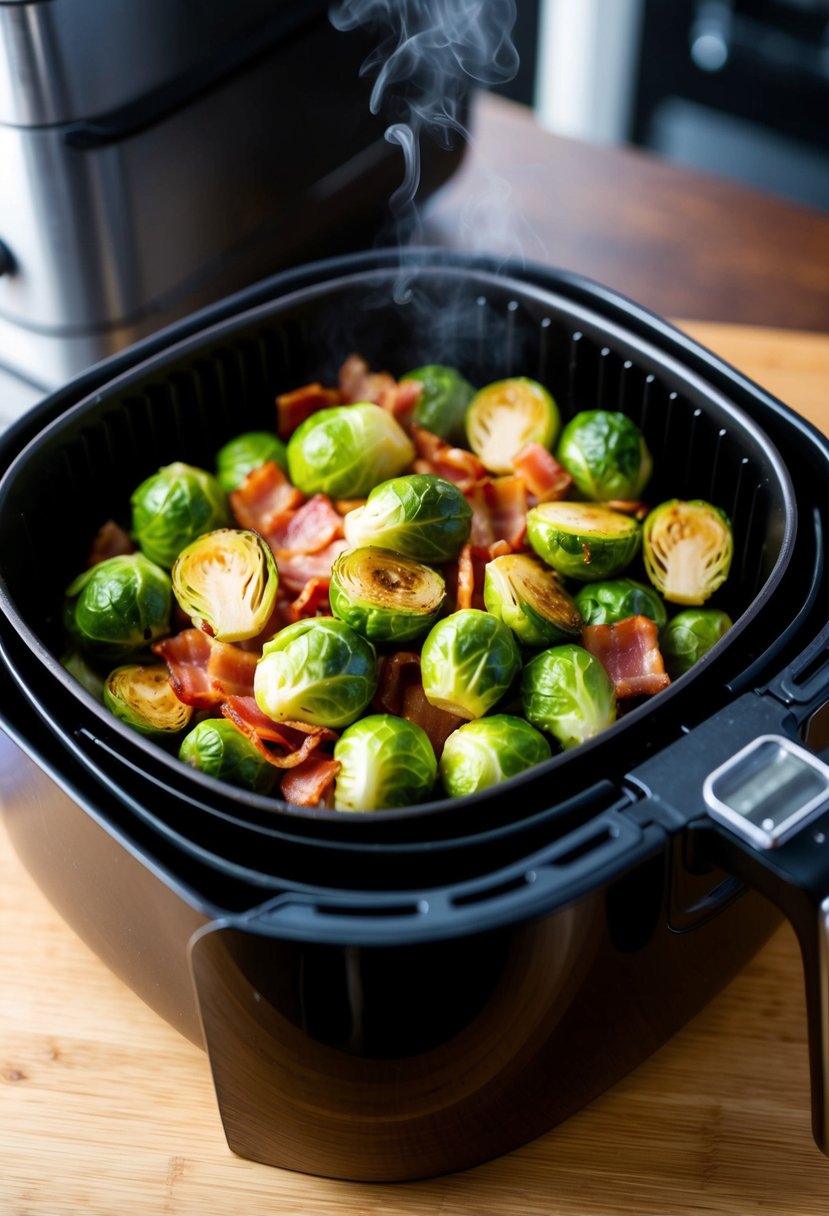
[3,250,829,1181]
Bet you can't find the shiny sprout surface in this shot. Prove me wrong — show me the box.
[521,643,617,750]
[466,377,560,474]
[526,501,641,582]
[574,577,667,631]
[556,409,652,501]
[64,553,172,661]
[662,608,733,677]
[333,714,438,811]
[179,718,276,794]
[130,461,229,569]
[286,402,414,498]
[215,430,288,492]
[330,547,446,644]
[344,473,472,564]
[420,609,522,719]
[402,363,475,446]
[483,552,583,648]
[172,528,279,643]
[439,715,552,798]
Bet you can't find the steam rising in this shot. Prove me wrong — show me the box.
[330,0,520,270]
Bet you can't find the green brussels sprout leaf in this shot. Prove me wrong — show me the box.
[439,714,551,797]
[344,473,472,563]
[662,608,733,677]
[420,609,522,719]
[556,410,652,501]
[330,547,445,644]
[130,461,229,569]
[574,577,667,631]
[333,714,437,811]
[521,643,616,749]
[526,501,641,582]
[179,718,276,793]
[64,553,172,661]
[402,364,475,446]
[286,403,414,499]
[216,431,288,492]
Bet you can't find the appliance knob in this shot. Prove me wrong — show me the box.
[690,0,733,72]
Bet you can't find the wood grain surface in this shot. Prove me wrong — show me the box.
[2,321,829,1213]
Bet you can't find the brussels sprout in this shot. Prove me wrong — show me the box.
[286,403,415,499]
[333,714,437,811]
[420,609,521,719]
[330,547,445,644]
[64,553,172,661]
[215,430,287,492]
[643,499,734,605]
[439,714,551,798]
[521,643,616,750]
[526,501,641,582]
[401,363,475,445]
[179,718,276,794]
[343,473,472,563]
[662,608,733,677]
[556,410,652,501]
[574,577,667,631]
[483,553,583,648]
[130,461,229,569]
[61,650,106,700]
[254,618,376,729]
[104,663,193,737]
[172,528,279,643]
[466,377,560,474]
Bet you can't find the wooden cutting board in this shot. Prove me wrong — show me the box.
[2,321,829,1215]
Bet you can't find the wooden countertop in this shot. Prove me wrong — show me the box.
[3,319,829,1212]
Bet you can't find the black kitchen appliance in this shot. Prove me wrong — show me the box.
[2,249,829,1181]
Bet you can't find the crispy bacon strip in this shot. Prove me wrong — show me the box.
[268,493,344,555]
[280,754,341,807]
[411,424,487,487]
[276,538,349,593]
[513,443,573,502]
[465,475,528,558]
[221,696,336,769]
[288,577,331,622]
[153,629,257,708]
[581,615,671,699]
[373,651,464,758]
[86,519,135,566]
[276,382,342,439]
[230,461,304,533]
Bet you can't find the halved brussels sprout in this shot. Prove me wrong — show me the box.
[526,501,641,582]
[521,643,616,750]
[215,430,288,492]
[171,528,279,643]
[64,553,172,661]
[483,553,583,648]
[662,608,733,677]
[254,617,377,729]
[574,577,667,632]
[439,714,551,798]
[333,714,437,811]
[466,377,560,474]
[642,499,734,605]
[343,473,472,563]
[330,547,445,644]
[104,663,193,737]
[556,410,652,501]
[402,363,475,446]
[130,461,229,569]
[286,402,415,499]
[179,718,276,794]
[420,609,522,719]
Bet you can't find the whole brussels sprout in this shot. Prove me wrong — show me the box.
[643,499,733,605]
[131,461,229,569]
[526,501,641,582]
[329,547,445,644]
[286,403,415,499]
[574,577,667,632]
[344,474,472,563]
[64,553,172,661]
[402,363,475,446]
[179,718,276,794]
[420,609,522,719]
[172,528,279,643]
[215,430,287,492]
[483,552,583,648]
[104,663,193,737]
[254,617,377,729]
[662,608,733,677]
[466,377,560,475]
[556,410,652,501]
[521,643,616,750]
[333,714,437,811]
[439,714,551,798]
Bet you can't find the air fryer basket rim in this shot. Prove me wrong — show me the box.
[0,252,798,830]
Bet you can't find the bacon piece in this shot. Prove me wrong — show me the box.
[153,629,257,708]
[275,538,349,593]
[230,461,304,533]
[513,443,573,502]
[221,696,336,769]
[455,543,475,611]
[411,424,487,487]
[443,545,487,613]
[465,475,528,558]
[268,494,344,555]
[334,498,367,516]
[280,754,341,807]
[288,577,331,622]
[86,520,135,566]
[373,651,464,758]
[276,382,342,440]
[338,353,397,405]
[380,377,422,425]
[581,615,671,699]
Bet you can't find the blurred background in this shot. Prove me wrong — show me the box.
[500,0,829,211]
